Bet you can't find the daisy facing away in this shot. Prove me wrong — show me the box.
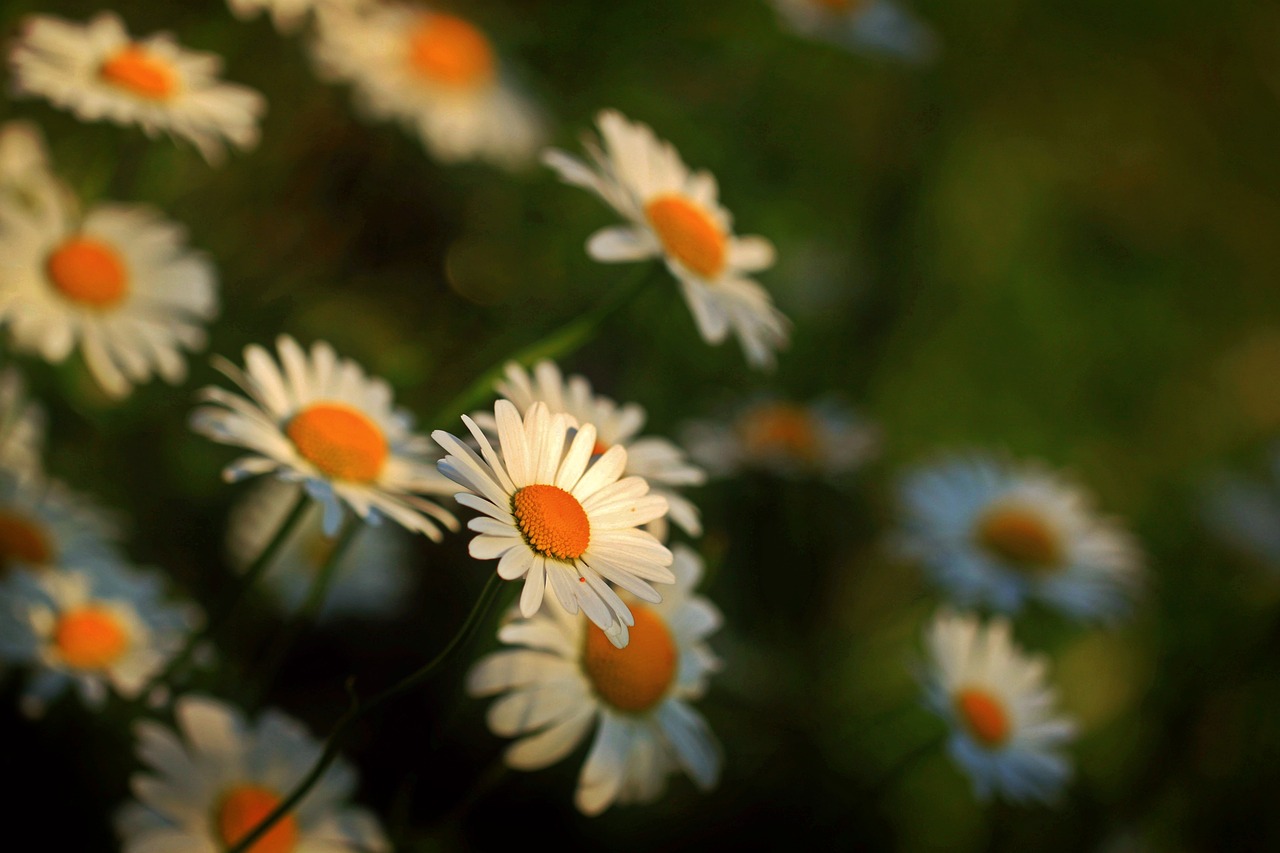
[116,694,389,852]
[770,0,938,64]
[544,110,790,369]
[920,609,1077,804]
[433,400,675,648]
[8,12,266,164]
[896,453,1143,622]
[190,335,459,539]
[468,545,722,814]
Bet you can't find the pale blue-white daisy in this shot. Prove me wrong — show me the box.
[770,0,938,64]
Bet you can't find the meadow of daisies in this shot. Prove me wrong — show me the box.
[0,0,1277,850]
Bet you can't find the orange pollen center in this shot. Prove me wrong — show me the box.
[54,607,129,670]
[740,404,817,459]
[407,14,496,89]
[975,504,1062,571]
[583,606,678,713]
[954,688,1012,748]
[285,403,388,483]
[215,785,299,853]
[644,195,728,279]
[0,511,54,573]
[591,439,610,457]
[46,238,129,307]
[511,484,590,561]
[98,46,176,100]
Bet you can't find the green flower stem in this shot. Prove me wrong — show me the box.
[225,572,505,853]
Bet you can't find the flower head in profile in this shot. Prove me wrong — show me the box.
[311,3,545,168]
[544,110,790,369]
[920,609,1077,804]
[191,335,459,539]
[771,0,938,63]
[433,400,675,648]
[897,454,1143,622]
[468,545,721,814]
[0,367,47,483]
[0,121,66,216]
[8,13,266,164]
[117,694,388,852]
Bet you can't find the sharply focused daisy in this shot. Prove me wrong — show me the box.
[191,335,459,538]
[8,13,266,164]
[0,368,46,483]
[770,0,938,63]
[544,110,790,369]
[0,472,126,581]
[897,454,1143,622]
[468,545,721,814]
[117,694,389,852]
[920,609,1077,804]
[474,360,705,539]
[227,0,369,33]
[433,400,675,648]
[228,479,414,620]
[310,3,546,168]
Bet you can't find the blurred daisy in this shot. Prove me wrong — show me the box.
[920,609,1076,804]
[468,545,721,814]
[0,472,125,581]
[311,3,545,168]
[771,0,938,63]
[544,110,789,369]
[433,400,674,648]
[897,454,1143,621]
[191,335,459,539]
[227,0,368,33]
[474,360,705,539]
[0,121,65,214]
[1203,449,1280,570]
[8,12,266,164]
[227,478,414,621]
[0,368,46,482]
[0,190,218,399]
[683,397,878,479]
[117,694,388,852]
[0,565,199,715]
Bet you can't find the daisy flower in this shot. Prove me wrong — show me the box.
[433,400,675,648]
[920,609,1077,804]
[474,360,705,539]
[191,335,459,539]
[0,120,66,215]
[227,0,369,33]
[8,12,266,164]
[467,545,721,814]
[770,0,938,63]
[310,3,546,168]
[227,478,414,621]
[1203,447,1280,572]
[897,454,1143,622]
[116,694,388,852]
[0,367,47,483]
[0,472,126,580]
[543,110,790,369]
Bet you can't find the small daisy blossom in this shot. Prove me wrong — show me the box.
[920,609,1077,804]
[897,454,1143,621]
[227,0,369,33]
[771,0,938,63]
[1203,447,1280,572]
[433,400,675,648]
[0,471,126,579]
[544,109,789,369]
[8,12,266,164]
[474,360,705,539]
[0,367,46,482]
[0,120,66,215]
[468,545,721,814]
[116,694,389,853]
[190,335,459,539]
[310,3,546,168]
[227,479,414,621]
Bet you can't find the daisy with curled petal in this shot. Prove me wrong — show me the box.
[920,609,1077,804]
[544,109,790,369]
[0,471,126,580]
[8,12,266,164]
[771,0,938,63]
[433,399,675,648]
[116,694,389,853]
[0,367,47,483]
[468,545,721,814]
[0,187,218,399]
[473,360,705,539]
[191,335,459,539]
[227,0,369,33]
[310,3,546,168]
[897,453,1143,622]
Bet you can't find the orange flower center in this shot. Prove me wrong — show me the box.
[0,511,54,574]
[511,484,590,561]
[583,605,678,713]
[591,439,610,457]
[54,607,129,670]
[407,14,496,89]
[215,785,299,853]
[98,46,177,100]
[286,403,389,483]
[740,404,818,459]
[812,0,866,11]
[644,195,728,279]
[46,238,129,308]
[954,687,1012,748]
[975,504,1062,572]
